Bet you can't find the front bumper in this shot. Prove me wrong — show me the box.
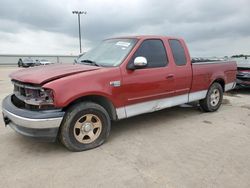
[2,95,64,142]
[236,72,250,87]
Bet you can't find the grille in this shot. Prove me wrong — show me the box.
[11,80,55,110]
[12,80,41,101]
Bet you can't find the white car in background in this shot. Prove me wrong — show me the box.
[39,59,53,65]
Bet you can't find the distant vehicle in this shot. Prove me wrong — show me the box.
[18,58,35,67]
[236,61,250,87]
[39,59,53,65]
[17,58,23,67]
[34,59,41,66]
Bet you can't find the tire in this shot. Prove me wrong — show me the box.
[199,82,223,112]
[59,102,111,151]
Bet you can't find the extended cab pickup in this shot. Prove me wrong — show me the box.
[2,36,237,151]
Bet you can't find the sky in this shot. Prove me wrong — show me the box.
[0,0,249,56]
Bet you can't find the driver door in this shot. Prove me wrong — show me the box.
[121,39,175,117]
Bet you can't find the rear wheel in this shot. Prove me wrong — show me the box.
[60,102,111,151]
[199,82,223,112]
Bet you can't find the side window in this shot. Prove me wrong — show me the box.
[130,39,168,68]
[169,39,187,66]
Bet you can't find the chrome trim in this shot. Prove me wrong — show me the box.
[2,109,63,129]
[134,56,148,67]
[110,81,121,87]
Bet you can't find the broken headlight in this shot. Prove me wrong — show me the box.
[24,88,54,106]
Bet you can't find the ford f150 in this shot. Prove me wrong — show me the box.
[2,36,237,151]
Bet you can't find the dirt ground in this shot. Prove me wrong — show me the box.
[0,66,250,188]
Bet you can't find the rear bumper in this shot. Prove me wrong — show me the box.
[2,95,64,142]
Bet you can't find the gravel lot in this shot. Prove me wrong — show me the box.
[0,66,250,188]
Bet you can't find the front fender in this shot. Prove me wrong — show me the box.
[43,67,123,108]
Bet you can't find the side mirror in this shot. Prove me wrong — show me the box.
[134,56,147,67]
[127,56,148,70]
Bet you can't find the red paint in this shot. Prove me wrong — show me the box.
[10,36,237,108]
[191,62,237,92]
[10,64,101,85]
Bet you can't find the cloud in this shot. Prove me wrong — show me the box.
[0,29,83,55]
[0,0,249,56]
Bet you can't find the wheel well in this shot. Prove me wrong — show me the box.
[213,79,225,91]
[63,95,117,120]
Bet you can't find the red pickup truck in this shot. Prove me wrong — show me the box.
[2,36,237,151]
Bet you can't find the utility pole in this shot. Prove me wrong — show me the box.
[72,11,87,53]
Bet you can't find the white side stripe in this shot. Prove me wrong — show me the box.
[225,82,236,91]
[116,107,126,119]
[116,90,208,119]
[125,93,188,118]
[116,82,236,119]
[188,90,207,102]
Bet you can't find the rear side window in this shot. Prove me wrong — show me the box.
[130,39,168,68]
[169,39,187,66]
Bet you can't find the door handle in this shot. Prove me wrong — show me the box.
[166,74,174,79]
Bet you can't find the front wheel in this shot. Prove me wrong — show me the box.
[199,82,223,112]
[59,102,111,151]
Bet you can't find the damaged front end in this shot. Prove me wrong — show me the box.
[12,80,55,110]
[1,80,64,142]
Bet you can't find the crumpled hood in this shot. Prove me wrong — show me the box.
[10,64,101,85]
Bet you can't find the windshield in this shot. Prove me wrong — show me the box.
[78,38,137,67]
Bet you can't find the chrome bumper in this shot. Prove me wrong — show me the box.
[2,95,64,141]
[2,108,63,129]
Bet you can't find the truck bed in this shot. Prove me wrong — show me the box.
[191,61,237,94]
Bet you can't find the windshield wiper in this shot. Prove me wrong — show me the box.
[81,59,100,67]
